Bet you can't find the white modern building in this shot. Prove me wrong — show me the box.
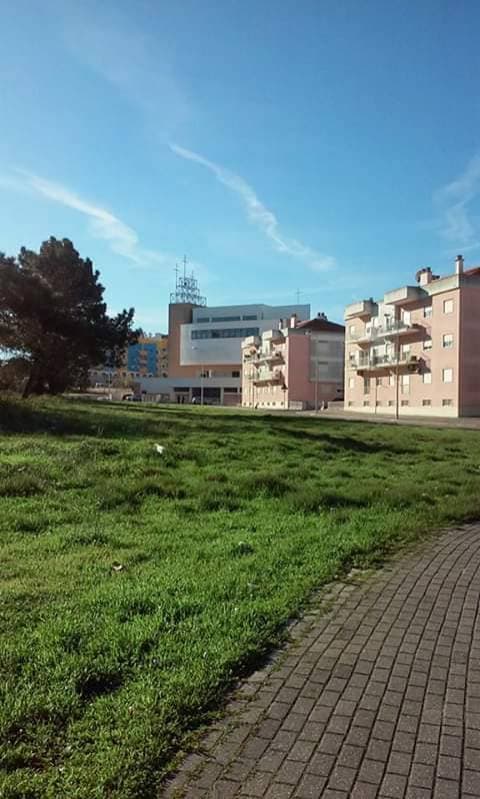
[140,298,311,405]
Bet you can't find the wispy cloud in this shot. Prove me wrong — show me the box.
[62,8,190,138]
[435,154,480,251]
[170,144,336,272]
[3,169,174,268]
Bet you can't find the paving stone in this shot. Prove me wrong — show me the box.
[380,772,408,798]
[433,778,460,799]
[409,763,435,789]
[294,774,327,798]
[264,783,294,799]
[327,765,357,793]
[350,782,379,798]
[288,740,316,763]
[358,758,385,785]
[307,751,336,777]
[276,759,306,785]
[257,749,285,773]
[463,769,480,795]
[299,721,325,742]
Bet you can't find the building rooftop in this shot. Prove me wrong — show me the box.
[296,317,345,333]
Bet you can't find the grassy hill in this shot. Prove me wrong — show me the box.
[1,397,480,798]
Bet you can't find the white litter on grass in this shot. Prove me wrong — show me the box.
[155,444,165,455]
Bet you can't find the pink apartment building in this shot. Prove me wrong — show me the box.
[242,314,345,410]
[344,255,480,417]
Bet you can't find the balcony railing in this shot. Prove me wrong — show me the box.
[349,321,424,344]
[255,351,285,365]
[253,369,285,386]
[349,354,421,372]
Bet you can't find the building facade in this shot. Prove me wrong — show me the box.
[89,334,168,388]
[165,296,310,405]
[127,335,168,378]
[242,313,345,410]
[344,255,480,417]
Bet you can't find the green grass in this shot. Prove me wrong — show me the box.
[1,397,480,798]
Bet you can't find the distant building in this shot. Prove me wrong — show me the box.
[242,313,345,410]
[127,334,168,378]
[344,255,480,417]
[89,334,168,388]
[140,268,310,405]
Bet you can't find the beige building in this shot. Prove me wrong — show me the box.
[344,256,480,418]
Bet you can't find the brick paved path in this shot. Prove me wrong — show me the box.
[163,524,480,798]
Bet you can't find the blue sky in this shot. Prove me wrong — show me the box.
[2,0,480,332]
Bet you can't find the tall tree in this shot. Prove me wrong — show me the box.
[0,237,139,396]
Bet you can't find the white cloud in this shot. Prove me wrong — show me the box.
[170,144,336,272]
[435,154,480,250]
[3,169,174,269]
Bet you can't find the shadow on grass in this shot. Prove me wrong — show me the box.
[0,397,416,458]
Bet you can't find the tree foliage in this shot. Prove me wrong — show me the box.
[0,237,139,396]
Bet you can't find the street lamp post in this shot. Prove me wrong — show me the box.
[191,345,204,406]
[395,328,400,422]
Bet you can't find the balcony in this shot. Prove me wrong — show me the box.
[383,285,426,306]
[350,354,422,373]
[254,350,285,366]
[350,321,425,345]
[382,321,424,339]
[344,299,377,320]
[262,329,285,344]
[253,369,285,386]
[242,335,261,351]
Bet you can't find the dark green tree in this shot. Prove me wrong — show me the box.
[0,237,139,396]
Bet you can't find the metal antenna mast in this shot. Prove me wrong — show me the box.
[169,254,207,306]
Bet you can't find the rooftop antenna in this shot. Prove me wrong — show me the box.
[170,254,207,306]
[295,288,302,304]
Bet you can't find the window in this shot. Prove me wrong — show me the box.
[443,299,454,314]
[422,399,432,406]
[401,400,409,406]
[376,401,382,406]
[422,372,432,384]
[348,401,354,407]
[232,371,240,378]
[389,374,395,387]
[401,374,410,394]
[442,334,454,349]
[191,327,259,340]
[423,305,432,318]
[196,317,210,323]
[376,377,383,387]
[214,316,241,322]
[388,400,395,407]
[402,310,411,325]
[242,315,258,321]
[363,377,370,395]
[424,338,432,351]
[401,344,411,358]
[224,387,238,393]
[442,399,453,407]
[442,368,453,383]
[363,400,370,407]
[348,377,355,389]
[349,325,356,337]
